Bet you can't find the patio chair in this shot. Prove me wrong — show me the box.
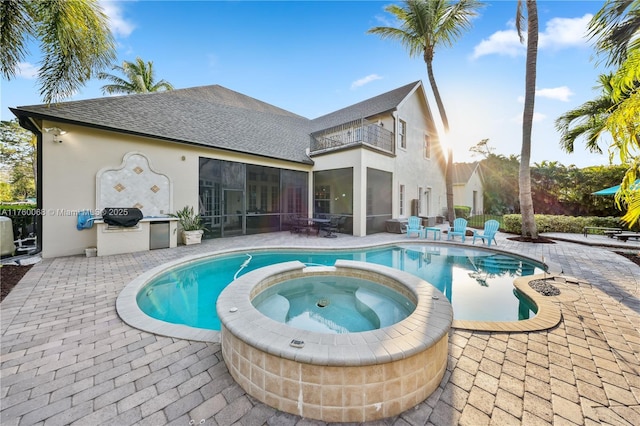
[406,216,425,238]
[447,218,468,242]
[322,216,340,238]
[472,219,499,247]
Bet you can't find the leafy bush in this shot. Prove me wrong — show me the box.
[170,206,206,231]
[454,205,471,219]
[502,214,624,234]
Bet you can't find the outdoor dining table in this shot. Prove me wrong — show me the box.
[293,217,331,236]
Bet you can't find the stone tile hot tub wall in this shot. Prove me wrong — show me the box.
[216,260,453,423]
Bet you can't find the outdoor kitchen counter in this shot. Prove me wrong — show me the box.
[94,217,179,256]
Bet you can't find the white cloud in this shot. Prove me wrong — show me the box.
[472,29,523,59]
[100,1,135,38]
[473,14,592,59]
[539,14,592,50]
[516,86,574,103]
[15,62,38,79]
[351,74,383,90]
[536,86,573,101]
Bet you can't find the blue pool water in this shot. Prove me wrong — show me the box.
[252,275,416,333]
[137,245,542,330]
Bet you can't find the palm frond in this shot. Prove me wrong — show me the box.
[0,0,34,79]
[589,0,640,66]
[34,0,115,103]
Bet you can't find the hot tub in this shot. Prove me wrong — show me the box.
[216,260,453,422]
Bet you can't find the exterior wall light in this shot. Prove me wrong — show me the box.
[44,127,67,143]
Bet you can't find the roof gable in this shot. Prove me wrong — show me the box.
[452,162,482,185]
[310,81,422,131]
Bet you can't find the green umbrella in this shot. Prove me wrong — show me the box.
[592,179,640,196]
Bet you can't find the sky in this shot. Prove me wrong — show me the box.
[1,0,616,168]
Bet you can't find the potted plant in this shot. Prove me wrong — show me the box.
[171,206,206,245]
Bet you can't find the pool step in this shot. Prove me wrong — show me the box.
[257,294,290,323]
[355,288,404,328]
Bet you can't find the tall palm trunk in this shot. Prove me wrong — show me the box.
[425,59,450,132]
[425,57,454,223]
[519,0,539,238]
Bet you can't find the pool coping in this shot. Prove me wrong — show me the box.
[115,241,564,342]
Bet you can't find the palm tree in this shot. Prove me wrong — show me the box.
[588,0,640,225]
[604,48,639,225]
[0,0,115,103]
[98,57,174,95]
[368,0,483,223]
[516,0,539,238]
[590,0,640,66]
[555,74,616,155]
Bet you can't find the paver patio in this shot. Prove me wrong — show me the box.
[1,230,639,425]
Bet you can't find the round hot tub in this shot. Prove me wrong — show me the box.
[216,260,453,423]
[252,273,416,333]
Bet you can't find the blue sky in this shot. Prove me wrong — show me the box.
[1,0,614,168]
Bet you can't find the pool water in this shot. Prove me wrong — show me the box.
[252,275,416,333]
[137,245,542,330]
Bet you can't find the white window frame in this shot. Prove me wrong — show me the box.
[424,133,431,159]
[399,184,405,216]
[398,119,407,150]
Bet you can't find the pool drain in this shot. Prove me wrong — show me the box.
[316,298,330,308]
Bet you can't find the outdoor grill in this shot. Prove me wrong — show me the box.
[101,207,143,227]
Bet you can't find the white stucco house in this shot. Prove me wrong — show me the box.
[10,80,447,258]
[452,162,484,216]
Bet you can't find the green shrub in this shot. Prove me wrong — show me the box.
[454,205,471,219]
[502,214,623,234]
[467,215,504,229]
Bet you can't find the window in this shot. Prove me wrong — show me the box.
[418,187,423,215]
[424,134,431,158]
[399,184,405,216]
[398,119,406,149]
[248,185,257,210]
[260,186,268,211]
[473,190,478,215]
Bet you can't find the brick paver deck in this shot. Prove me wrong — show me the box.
[1,230,638,425]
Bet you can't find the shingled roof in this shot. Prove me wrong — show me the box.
[311,81,421,132]
[11,81,423,164]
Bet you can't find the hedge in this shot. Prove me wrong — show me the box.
[454,205,471,219]
[502,214,624,234]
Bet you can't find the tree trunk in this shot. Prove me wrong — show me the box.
[425,59,449,132]
[446,148,455,223]
[425,59,454,223]
[519,0,539,238]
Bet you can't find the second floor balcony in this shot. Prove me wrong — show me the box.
[310,119,394,155]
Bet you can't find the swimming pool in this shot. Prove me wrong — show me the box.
[136,244,542,330]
